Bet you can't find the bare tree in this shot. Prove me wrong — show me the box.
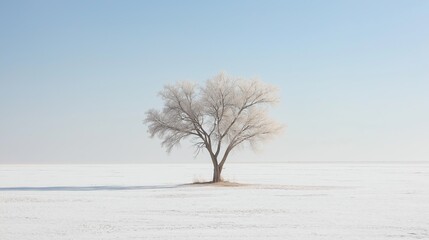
[144,73,283,183]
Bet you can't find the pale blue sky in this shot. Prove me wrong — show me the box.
[1,1,428,163]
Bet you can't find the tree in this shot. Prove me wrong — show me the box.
[144,73,283,183]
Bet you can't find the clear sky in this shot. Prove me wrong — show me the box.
[1,0,428,164]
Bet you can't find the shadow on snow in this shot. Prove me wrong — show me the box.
[0,185,186,191]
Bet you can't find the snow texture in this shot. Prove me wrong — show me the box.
[1,163,428,239]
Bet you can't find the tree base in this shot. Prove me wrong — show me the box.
[190,181,246,187]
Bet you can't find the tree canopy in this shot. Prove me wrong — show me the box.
[145,73,282,182]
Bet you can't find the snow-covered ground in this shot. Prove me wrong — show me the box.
[1,163,428,239]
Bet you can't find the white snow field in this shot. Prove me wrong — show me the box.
[0,163,428,240]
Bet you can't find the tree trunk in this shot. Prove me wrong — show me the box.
[212,165,222,183]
